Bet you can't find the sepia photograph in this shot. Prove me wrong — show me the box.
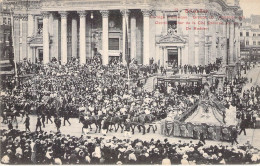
[0,0,260,165]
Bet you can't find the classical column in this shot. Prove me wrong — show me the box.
[198,13,205,65]
[100,10,109,65]
[178,47,180,66]
[130,14,136,60]
[42,12,50,64]
[222,20,227,65]
[13,14,20,62]
[234,21,239,62]
[188,13,195,65]
[71,16,78,58]
[27,14,34,62]
[121,9,130,65]
[59,11,68,65]
[78,11,86,65]
[229,20,234,64]
[21,14,28,61]
[142,9,151,65]
[210,14,217,64]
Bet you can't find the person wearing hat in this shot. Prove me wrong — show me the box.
[35,115,43,132]
[239,119,247,135]
[24,115,30,131]
[54,117,61,132]
[124,118,132,138]
[101,117,109,136]
[231,127,239,145]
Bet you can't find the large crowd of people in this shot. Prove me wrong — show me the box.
[1,57,260,164]
[1,129,260,165]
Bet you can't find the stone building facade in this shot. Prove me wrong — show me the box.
[240,15,260,63]
[3,0,242,69]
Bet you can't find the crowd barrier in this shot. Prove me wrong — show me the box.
[160,120,236,142]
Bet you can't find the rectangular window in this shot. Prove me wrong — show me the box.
[258,41,260,45]
[246,32,249,36]
[168,15,177,34]
[8,18,11,25]
[37,19,43,34]
[253,33,256,36]
[109,38,119,50]
[253,41,256,45]
[246,41,249,45]
[240,32,243,36]
[3,18,6,25]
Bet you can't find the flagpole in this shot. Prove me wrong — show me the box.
[10,6,18,88]
[123,2,130,91]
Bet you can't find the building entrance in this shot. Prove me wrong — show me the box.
[38,49,43,63]
[168,49,178,68]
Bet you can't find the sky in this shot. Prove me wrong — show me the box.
[240,0,260,18]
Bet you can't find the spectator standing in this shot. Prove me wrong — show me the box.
[35,116,42,132]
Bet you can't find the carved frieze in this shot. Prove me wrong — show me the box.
[141,9,152,17]
[100,10,109,18]
[158,34,186,44]
[77,11,87,18]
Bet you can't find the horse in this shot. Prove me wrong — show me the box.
[106,115,128,133]
[80,115,104,134]
[130,115,146,135]
[143,114,158,133]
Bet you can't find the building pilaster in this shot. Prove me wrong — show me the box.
[42,12,50,64]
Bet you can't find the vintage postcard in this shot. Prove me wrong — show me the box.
[0,0,260,165]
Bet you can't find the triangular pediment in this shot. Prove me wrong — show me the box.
[28,35,43,44]
[158,34,186,44]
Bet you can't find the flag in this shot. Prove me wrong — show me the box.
[124,13,130,68]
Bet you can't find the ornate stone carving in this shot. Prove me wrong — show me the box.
[13,14,20,21]
[100,10,109,18]
[141,9,152,17]
[158,34,186,43]
[120,9,130,17]
[20,14,28,21]
[41,11,49,19]
[77,10,86,18]
[59,11,68,18]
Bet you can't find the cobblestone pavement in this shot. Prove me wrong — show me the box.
[1,115,260,149]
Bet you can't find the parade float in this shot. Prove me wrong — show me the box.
[161,82,238,142]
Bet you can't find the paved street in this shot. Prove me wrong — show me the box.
[1,115,260,149]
